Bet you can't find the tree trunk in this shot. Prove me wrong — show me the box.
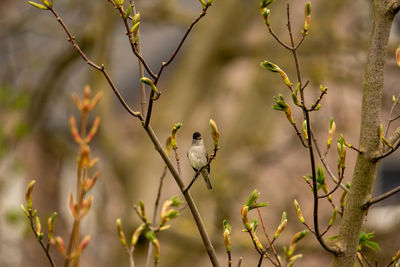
[333,1,399,266]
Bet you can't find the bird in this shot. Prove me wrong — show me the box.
[187,132,212,190]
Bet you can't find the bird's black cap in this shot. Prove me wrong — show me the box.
[193,132,202,140]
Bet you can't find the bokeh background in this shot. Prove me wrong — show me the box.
[1,0,400,266]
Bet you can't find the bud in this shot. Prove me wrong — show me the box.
[260,0,275,9]
[291,230,309,245]
[171,122,182,148]
[260,61,291,88]
[396,46,400,68]
[138,200,146,219]
[35,216,42,240]
[85,116,101,143]
[170,196,183,207]
[253,233,264,250]
[316,165,325,191]
[393,95,396,102]
[327,117,336,148]
[293,200,305,223]
[328,207,338,226]
[25,180,36,211]
[89,91,103,110]
[223,219,232,252]
[140,77,159,98]
[132,12,140,25]
[209,119,220,147]
[165,136,172,156]
[53,236,66,256]
[116,218,127,247]
[28,1,49,10]
[241,205,250,230]
[125,4,132,19]
[302,2,311,35]
[337,136,347,168]
[274,217,287,240]
[131,22,140,42]
[47,212,57,240]
[69,116,82,144]
[131,223,145,246]
[260,8,270,26]
[303,120,308,140]
[21,204,29,217]
[69,193,77,219]
[78,235,91,252]
[284,104,295,125]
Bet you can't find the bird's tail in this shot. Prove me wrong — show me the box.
[201,170,212,190]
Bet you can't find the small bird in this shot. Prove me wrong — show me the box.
[187,132,212,190]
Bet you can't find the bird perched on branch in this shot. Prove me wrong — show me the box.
[187,132,212,190]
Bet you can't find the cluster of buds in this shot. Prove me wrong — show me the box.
[28,0,54,10]
[165,122,183,156]
[131,13,141,43]
[199,0,213,11]
[160,196,183,229]
[302,2,312,35]
[283,230,308,261]
[209,119,220,148]
[259,0,275,26]
[272,94,295,125]
[140,77,160,100]
[241,190,269,252]
[261,61,292,88]
[327,117,336,148]
[69,194,93,219]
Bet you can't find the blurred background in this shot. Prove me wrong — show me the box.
[1,0,400,266]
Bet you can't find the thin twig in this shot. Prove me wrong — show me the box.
[130,0,147,115]
[48,7,141,119]
[318,167,345,198]
[145,166,168,267]
[227,251,232,267]
[307,89,327,112]
[256,208,281,266]
[291,122,308,148]
[28,212,57,267]
[237,257,243,267]
[144,3,212,129]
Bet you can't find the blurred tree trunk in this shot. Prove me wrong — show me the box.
[334,1,399,266]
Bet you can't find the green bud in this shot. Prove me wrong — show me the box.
[209,119,220,147]
[293,200,305,223]
[328,207,338,226]
[131,223,145,246]
[260,0,275,9]
[303,120,308,140]
[116,218,127,247]
[28,1,49,10]
[25,180,36,210]
[291,230,309,244]
[125,4,132,19]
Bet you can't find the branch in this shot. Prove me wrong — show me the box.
[48,7,142,119]
[28,211,56,267]
[310,129,349,192]
[144,3,212,129]
[362,184,400,209]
